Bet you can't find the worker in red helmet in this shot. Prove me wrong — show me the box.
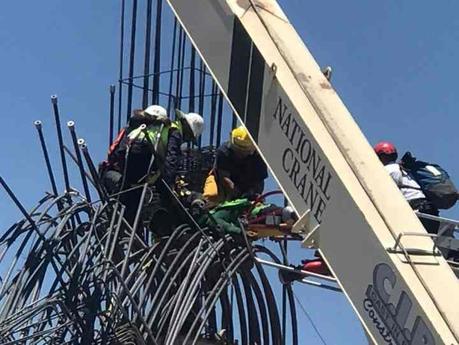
[374,141,439,234]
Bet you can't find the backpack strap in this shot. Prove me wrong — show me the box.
[398,165,422,191]
[138,123,166,184]
[108,128,127,156]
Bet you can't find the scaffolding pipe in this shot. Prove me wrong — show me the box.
[188,47,196,112]
[117,0,126,132]
[417,212,459,227]
[152,0,163,105]
[174,27,184,110]
[126,0,138,122]
[255,258,339,284]
[198,61,205,118]
[178,33,186,107]
[167,19,178,116]
[109,85,116,146]
[216,91,223,147]
[209,82,217,147]
[142,0,153,109]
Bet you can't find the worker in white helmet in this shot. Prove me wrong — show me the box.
[100,105,204,226]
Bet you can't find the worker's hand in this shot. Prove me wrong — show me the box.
[223,177,235,190]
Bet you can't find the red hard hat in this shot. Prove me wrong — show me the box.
[374,141,397,155]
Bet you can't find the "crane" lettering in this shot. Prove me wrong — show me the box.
[273,96,333,223]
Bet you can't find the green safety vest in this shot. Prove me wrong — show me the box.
[210,198,251,214]
[210,198,272,216]
[127,120,183,160]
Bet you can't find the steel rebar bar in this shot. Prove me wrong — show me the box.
[50,96,70,193]
[67,121,91,203]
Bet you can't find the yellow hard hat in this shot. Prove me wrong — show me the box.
[230,126,255,153]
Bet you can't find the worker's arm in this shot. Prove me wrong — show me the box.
[247,153,268,195]
[248,180,265,195]
[386,164,403,187]
[214,145,237,192]
[163,129,183,186]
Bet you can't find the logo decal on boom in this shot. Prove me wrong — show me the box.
[364,263,436,345]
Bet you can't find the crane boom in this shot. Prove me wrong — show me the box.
[166,0,459,344]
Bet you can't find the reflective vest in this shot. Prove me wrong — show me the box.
[127,120,182,161]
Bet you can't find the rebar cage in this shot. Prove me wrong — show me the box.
[0,1,302,344]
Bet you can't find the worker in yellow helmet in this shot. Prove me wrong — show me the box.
[203,126,268,205]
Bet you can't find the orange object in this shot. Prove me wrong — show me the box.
[203,172,220,206]
[302,259,332,276]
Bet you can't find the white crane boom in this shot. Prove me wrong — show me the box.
[166,0,459,344]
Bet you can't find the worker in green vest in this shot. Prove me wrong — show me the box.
[100,105,204,225]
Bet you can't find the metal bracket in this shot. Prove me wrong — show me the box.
[270,62,277,76]
[387,232,441,257]
[291,209,311,234]
[291,209,320,248]
[302,224,320,248]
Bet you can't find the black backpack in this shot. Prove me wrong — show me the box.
[401,152,458,209]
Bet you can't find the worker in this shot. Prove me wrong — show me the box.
[374,141,439,234]
[193,195,297,240]
[203,126,268,205]
[199,198,251,235]
[100,105,204,226]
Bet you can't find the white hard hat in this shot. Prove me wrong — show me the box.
[176,109,204,140]
[143,105,168,120]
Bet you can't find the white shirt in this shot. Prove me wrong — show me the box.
[384,163,425,201]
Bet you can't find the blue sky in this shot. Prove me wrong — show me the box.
[1,1,459,344]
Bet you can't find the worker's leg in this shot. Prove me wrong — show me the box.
[102,169,141,226]
[409,199,439,234]
[120,187,142,226]
[417,201,440,234]
[147,182,174,236]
